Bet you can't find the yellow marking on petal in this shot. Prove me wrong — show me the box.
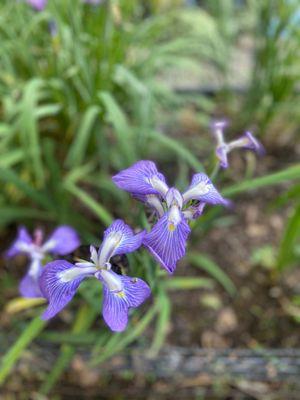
[168,223,176,232]
[116,291,126,299]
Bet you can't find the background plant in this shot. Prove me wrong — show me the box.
[0,0,299,394]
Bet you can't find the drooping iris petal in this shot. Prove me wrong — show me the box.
[101,271,151,332]
[133,193,165,218]
[240,131,265,155]
[112,160,169,197]
[143,212,191,274]
[98,220,145,266]
[183,202,206,220]
[216,145,229,169]
[19,258,43,298]
[26,0,47,11]
[40,260,96,320]
[182,173,229,206]
[42,226,80,255]
[6,226,32,258]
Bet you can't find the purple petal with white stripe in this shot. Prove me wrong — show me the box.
[40,260,94,320]
[143,212,191,274]
[112,160,169,197]
[19,259,43,298]
[99,220,145,265]
[182,173,229,206]
[6,227,32,258]
[43,226,80,255]
[101,271,151,332]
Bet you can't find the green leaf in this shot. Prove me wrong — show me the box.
[66,105,100,167]
[277,203,300,271]
[149,292,171,356]
[0,315,46,385]
[17,78,46,185]
[40,305,97,394]
[223,164,300,197]
[188,252,236,296]
[99,91,134,165]
[0,149,24,168]
[163,276,214,290]
[0,207,51,227]
[0,168,54,210]
[65,182,112,225]
[149,130,203,171]
[91,304,159,366]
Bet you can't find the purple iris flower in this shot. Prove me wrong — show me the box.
[6,226,80,299]
[39,220,151,332]
[211,121,265,169]
[113,161,229,274]
[26,0,47,11]
[83,0,103,4]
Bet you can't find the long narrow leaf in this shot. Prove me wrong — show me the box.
[188,252,236,296]
[277,203,300,271]
[223,164,300,197]
[0,316,46,385]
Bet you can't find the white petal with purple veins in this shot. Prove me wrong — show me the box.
[182,173,229,206]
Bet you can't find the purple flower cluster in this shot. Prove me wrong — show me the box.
[7,120,264,332]
[113,161,229,274]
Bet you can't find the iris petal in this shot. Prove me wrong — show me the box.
[26,0,47,11]
[42,226,80,255]
[182,173,229,206]
[143,212,191,274]
[112,160,168,197]
[6,226,32,258]
[101,271,151,332]
[40,260,95,320]
[99,220,145,265]
[19,259,43,298]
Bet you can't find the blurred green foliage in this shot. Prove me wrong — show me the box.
[0,0,299,393]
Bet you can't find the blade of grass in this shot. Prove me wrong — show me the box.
[188,252,236,296]
[40,331,98,346]
[18,78,46,185]
[40,304,98,394]
[0,207,52,227]
[0,315,46,386]
[0,168,54,210]
[91,304,159,366]
[149,130,203,171]
[99,91,134,165]
[65,182,112,225]
[66,105,100,168]
[148,292,171,356]
[223,164,300,197]
[277,203,300,271]
[163,277,214,290]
